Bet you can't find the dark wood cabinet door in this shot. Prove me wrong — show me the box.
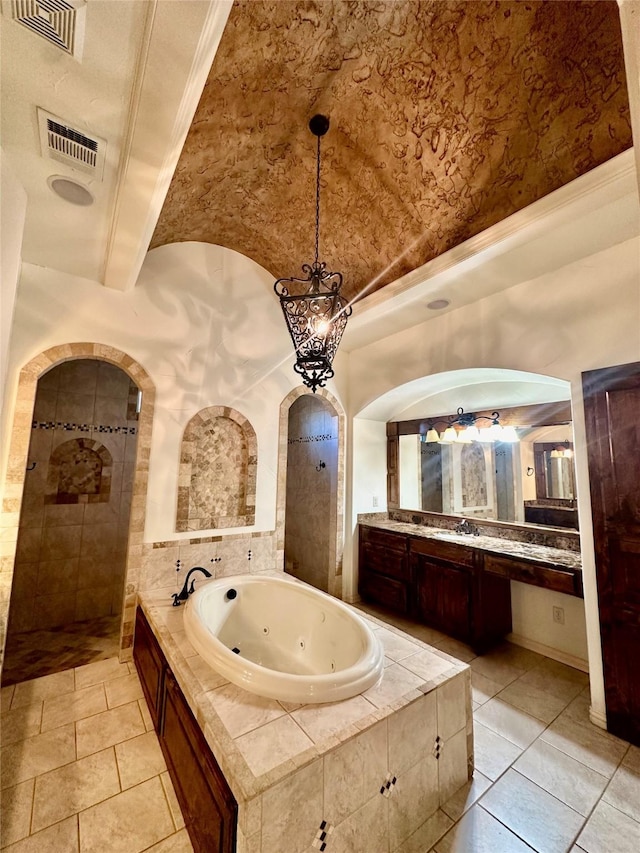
[414,555,472,641]
[583,361,640,745]
[161,670,237,853]
[133,607,165,730]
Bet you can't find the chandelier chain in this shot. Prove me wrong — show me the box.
[315,132,321,266]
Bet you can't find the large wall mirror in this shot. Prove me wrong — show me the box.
[389,399,578,530]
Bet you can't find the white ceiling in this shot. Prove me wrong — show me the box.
[1,0,638,349]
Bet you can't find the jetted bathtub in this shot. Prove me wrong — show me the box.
[183,574,384,703]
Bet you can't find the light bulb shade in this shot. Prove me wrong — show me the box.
[425,428,441,443]
[478,426,496,442]
[275,262,352,393]
[464,425,481,441]
[441,426,458,443]
[500,425,520,443]
[456,428,472,443]
[550,449,561,458]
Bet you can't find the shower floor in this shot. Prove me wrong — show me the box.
[1,614,121,686]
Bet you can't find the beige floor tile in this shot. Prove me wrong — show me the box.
[1,703,43,747]
[440,770,492,822]
[160,770,185,831]
[138,697,154,731]
[623,745,640,773]
[40,684,106,732]
[472,722,522,781]
[75,700,145,759]
[576,800,640,853]
[470,671,502,706]
[497,677,569,724]
[518,659,586,704]
[114,731,167,790]
[435,804,534,853]
[1,815,79,853]
[602,764,640,823]
[474,697,546,749]
[1,723,75,789]
[481,769,584,853]
[31,746,120,833]
[0,778,35,847]
[432,637,476,663]
[79,776,175,853]
[488,643,545,671]
[105,673,144,709]
[10,670,75,709]
[560,688,592,727]
[514,739,608,816]
[469,656,524,689]
[74,657,130,690]
[540,714,628,778]
[1,685,16,712]
[145,829,194,852]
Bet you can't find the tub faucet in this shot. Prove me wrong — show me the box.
[171,566,213,606]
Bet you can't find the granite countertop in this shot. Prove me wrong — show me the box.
[359,519,582,571]
[138,582,469,803]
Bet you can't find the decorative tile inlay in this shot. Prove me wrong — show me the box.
[46,438,112,504]
[380,772,398,798]
[176,406,257,532]
[32,421,137,434]
[288,433,336,444]
[433,735,443,760]
[312,819,334,851]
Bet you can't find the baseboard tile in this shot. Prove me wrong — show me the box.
[507,632,589,673]
[588,706,608,730]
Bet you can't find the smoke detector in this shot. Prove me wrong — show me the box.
[6,0,87,59]
[37,108,106,180]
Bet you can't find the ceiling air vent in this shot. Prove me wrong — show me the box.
[37,108,106,179]
[8,0,86,59]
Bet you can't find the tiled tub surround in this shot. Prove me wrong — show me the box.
[138,585,473,853]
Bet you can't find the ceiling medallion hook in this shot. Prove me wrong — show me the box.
[274,114,352,393]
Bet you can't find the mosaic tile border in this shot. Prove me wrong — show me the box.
[0,343,156,668]
[32,421,137,434]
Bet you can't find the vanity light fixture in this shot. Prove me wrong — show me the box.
[550,441,573,459]
[422,408,520,444]
[274,115,351,393]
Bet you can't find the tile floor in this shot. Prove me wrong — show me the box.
[1,605,639,853]
[1,616,121,686]
[357,602,640,853]
[0,657,193,852]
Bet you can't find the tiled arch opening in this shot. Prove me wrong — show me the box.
[176,406,257,532]
[276,387,346,599]
[0,343,155,665]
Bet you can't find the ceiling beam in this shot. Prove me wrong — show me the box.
[102,0,233,291]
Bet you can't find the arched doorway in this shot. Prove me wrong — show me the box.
[276,387,346,598]
[0,343,155,679]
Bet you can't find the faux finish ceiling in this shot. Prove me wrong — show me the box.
[151,0,632,305]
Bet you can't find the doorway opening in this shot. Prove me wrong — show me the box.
[2,359,140,684]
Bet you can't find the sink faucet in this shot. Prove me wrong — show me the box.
[454,519,480,536]
[171,566,212,606]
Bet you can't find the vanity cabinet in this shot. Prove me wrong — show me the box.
[358,525,513,651]
[358,525,411,615]
[133,607,237,853]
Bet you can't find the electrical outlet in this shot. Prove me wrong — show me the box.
[553,606,565,625]
[372,495,379,507]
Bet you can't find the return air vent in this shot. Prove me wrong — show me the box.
[37,108,106,179]
[7,0,86,59]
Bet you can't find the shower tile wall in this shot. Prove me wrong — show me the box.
[284,396,338,592]
[9,361,138,633]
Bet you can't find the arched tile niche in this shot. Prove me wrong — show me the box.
[176,407,257,532]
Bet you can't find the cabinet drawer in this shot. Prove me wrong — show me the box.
[360,526,408,554]
[409,536,475,567]
[359,572,409,614]
[361,542,410,581]
[484,554,580,596]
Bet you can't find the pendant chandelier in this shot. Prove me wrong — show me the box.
[274,115,351,393]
